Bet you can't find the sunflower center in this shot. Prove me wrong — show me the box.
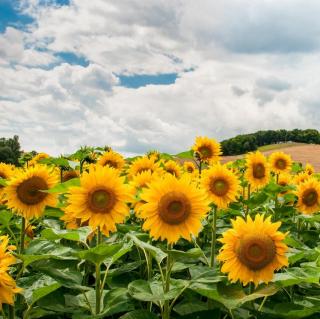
[158,191,191,225]
[198,146,212,158]
[236,234,276,270]
[103,160,118,169]
[210,179,229,196]
[16,176,48,205]
[89,188,116,213]
[137,167,150,174]
[253,163,265,179]
[166,168,176,176]
[302,189,318,207]
[276,159,286,170]
[187,167,194,173]
[62,171,78,182]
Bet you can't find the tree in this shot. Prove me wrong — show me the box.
[0,135,22,165]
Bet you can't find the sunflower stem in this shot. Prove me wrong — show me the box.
[245,184,251,218]
[8,305,14,319]
[163,243,173,319]
[19,217,26,254]
[210,207,217,268]
[258,295,268,311]
[95,227,102,315]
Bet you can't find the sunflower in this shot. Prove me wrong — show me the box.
[0,163,15,201]
[305,163,315,175]
[98,150,125,171]
[245,152,270,189]
[269,152,292,174]
[0,236,22,308]
[217,214,288,286]
[192,136,221,163]
[139,174,211,243]
[202,163,240,209]
[296,178,320,214]
[183,161,197,174]
[130,171,159,217]
[63,165,132,236]
[277,173,292,196]
[130,171,158,190]
[4,165,59,219]
[163,160,182,177]
[62,170,80,182]
[128,156,161,178]
[293,172,310,186]
[29,153,49,166]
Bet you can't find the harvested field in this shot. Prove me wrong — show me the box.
[222,144,320,171]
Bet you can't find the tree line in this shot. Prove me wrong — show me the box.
[221,129,320,155]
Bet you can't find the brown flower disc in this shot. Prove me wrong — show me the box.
[17,176,48,205]
[158,191,191,225]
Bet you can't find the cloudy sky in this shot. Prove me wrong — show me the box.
[1,0,320,156]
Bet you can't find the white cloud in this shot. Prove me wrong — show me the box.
[1,0,320,155]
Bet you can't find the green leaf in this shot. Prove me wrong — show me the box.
[39,157,70,167]
[18,274,61,305]
[126,233,167,264]
[77,243,124,265]
[104,241,133,265]
[41,227,91,242]
[120,310,158,319]
[30,260,85,289]
[44,178,80,193]
[0,209,13,227]
[168,248,203,262]
[44,207,64,218]
[262,300,320,318]
[175,150,194,159]
[0,178,7,187]
[128,279,187,303]
[20,240,77,266]
[189,281,279,310]
[272,267,320,287]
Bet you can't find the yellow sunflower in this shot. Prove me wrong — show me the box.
[192,136,221,163]
[62,170,80,182]
[0,163,15,202]
[277,173,292,196]
[183,161,197,174]
[202,163,240,209]
[293,172,310,186]
[245,152,270,189]
[217,214,289,286]
[29,153,49,166]
[305,163,315,176]
[0,236,22,308]
[139,174,211,243]
[128,156,161,178]
[98,150,125,171]
[296,178,320,215]
[163,160,182,177]
[4,165,59,219]
[269,152,292,174]
[130,171,158,217]
[63,165,132,236]
[130,171,158,190]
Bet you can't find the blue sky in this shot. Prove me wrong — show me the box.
[0,0,320,155]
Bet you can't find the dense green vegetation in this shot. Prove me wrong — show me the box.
[0,135,22,165]
[221,129,320,155]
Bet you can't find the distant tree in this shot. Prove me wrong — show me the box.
[221,129,320,155]
[0,135,22,165]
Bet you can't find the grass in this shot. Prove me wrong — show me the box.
[258,142,304,152]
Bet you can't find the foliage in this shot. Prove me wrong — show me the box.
[221,129,320,155]
[0,135,22,165]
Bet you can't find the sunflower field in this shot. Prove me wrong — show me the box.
[0,137,320,319]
